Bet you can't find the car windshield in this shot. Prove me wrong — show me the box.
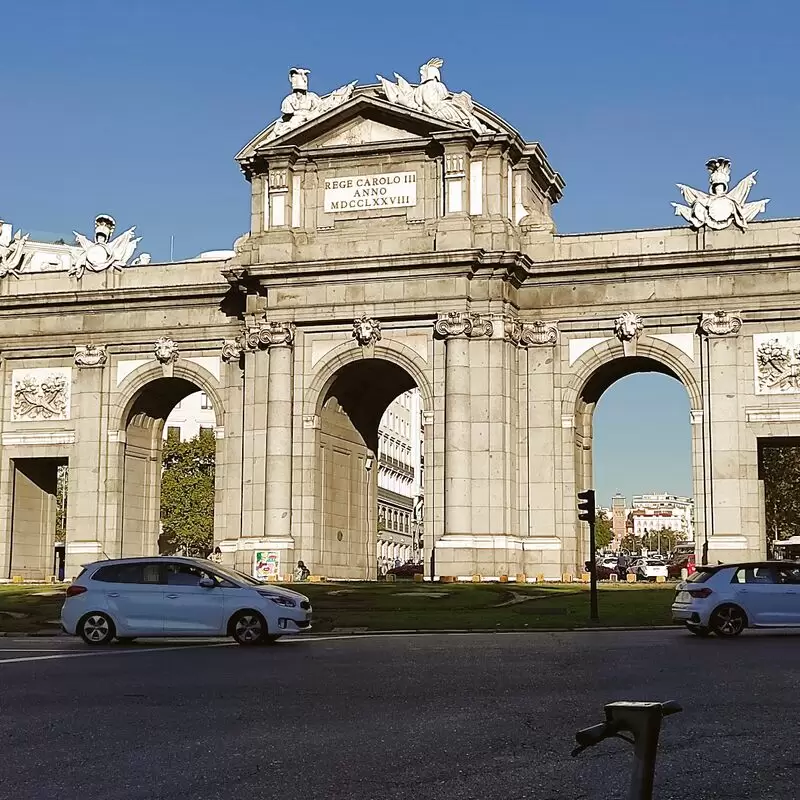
[207,563,263,586]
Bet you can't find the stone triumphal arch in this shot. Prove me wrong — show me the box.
[2,58,799,581]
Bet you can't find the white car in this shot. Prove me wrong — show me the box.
[672,561,800,637]
[633,558,669,581]
[61,557,312,646]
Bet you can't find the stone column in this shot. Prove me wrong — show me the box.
[265,333,294,539]
[218,337,245,547]
[435,314,475,537]
[67,345,110,578]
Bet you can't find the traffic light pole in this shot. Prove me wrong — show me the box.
[588,515,599,622]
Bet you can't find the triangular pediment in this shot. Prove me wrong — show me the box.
[237,93,469,162]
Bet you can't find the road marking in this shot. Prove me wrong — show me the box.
[0,642,234,665]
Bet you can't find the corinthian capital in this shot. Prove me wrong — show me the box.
[433,311,493,339]
[245,320,295,349]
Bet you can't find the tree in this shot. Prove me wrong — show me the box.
[160,430,215,556]
[619,533,639,556]
[761,445,800,541]
[55,465,68,544]
[595,511,613,549]
[642,528,686,555]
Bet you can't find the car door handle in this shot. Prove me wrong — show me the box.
[108,592,120,598]
[166,594,179,599]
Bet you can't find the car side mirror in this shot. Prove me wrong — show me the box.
[199,577,216,589]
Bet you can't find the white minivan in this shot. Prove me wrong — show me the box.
[61,557,312,646]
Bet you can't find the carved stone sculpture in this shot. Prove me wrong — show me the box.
[74,344,108,368]
[13,372,69,420]
[613,312,644,356]
[221,337,245,363]
[71,214,150,278]
[267,67,356,142]
[377,58,489,135]
[672,158,769,231]
[433,311,493,338]
[245,321,295,349]
[520,320,559,346]
[699,310,743,337]
[0,223,30,278]
[352,314,382,346]
[154,337,179,364]
[756,338,800,393]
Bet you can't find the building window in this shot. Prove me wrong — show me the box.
[199,426,214,439]
[167,426,181,441]
[200,392,212,410]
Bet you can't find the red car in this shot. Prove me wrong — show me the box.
[387,562,424,579]
[667,555,696,580]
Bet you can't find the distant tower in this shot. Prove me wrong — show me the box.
[612,494,627,545]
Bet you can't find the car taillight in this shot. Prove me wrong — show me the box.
[65,585,87,598]
[687,587,712,598]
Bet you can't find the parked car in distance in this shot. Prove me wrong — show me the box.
[633,558,669,581]
[667,554,696,580]
[387,562,424,579]
[61,557,312,646]
[672,561,800,637]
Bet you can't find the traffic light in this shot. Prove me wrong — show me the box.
[577,489,595,523]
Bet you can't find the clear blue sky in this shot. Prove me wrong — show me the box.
[4,1,798,503]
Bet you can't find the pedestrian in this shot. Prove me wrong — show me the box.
[616,552,628,581]
[208,546,223,564]
[294,560,310,581]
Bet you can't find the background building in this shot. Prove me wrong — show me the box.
[376,389,424,573]
[629,493,693,540]
[165,391,217,440]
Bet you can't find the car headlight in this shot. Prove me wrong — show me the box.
[256,590,297,607]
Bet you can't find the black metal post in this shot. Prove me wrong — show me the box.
[589,516,599,622]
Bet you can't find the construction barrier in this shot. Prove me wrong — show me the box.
[609,573,618,582]
[580,572,591,583]
[440,575,456,583]
[626,573,637,583]
[499,575,509,583]
[562,573,574,583]
[536,573,545,583]
[655,575,666,583]
[515,573,527,584]
[386,574,396,583]
[413,573,424,583]
[471,574,482,583]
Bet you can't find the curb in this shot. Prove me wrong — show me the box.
[0,626,680,638]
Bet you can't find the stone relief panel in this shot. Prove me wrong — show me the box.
[699,310,743,337]
[12,368,72,421]
[352,314,382,346]
[433,311,493,339]
[74,344,108,368]
[154,337,179,364]
[754,333,800,394]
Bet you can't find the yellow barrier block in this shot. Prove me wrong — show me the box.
[499,575,509,583]
[627,573,637,583]
[440,575,456,583]
[308,575,326,583]
[656,575,666,583]
[609,573,618,582]
[472,574,482,583]
[536,573,545,583]
[283,573,293,583]
[413,573,424,583]
[386,574,396,583]
[515,573,527,584]
[11,575,23,584]
[581,572,591,583]
[562,573,573,583]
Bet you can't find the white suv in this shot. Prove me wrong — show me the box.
[672,561,800,637]
[61,557,312,646]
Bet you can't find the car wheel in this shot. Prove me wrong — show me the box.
[685,623,711,637]
[709,604,747,637]
[78,612,116,646]
[230,611,267,646]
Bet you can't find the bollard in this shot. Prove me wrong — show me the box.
[680,568,688,581]
[283,573,293,583]
[656,575,666,583]
[386,573,396,583]
[609,572,618,582]
[440,575,456,583]
[581,572,591,584]
[413,573,424,583]
[536,573,545,583]
[11,575,22,584]
[515,573,527,584]
[499,575,509,583]
[627,572,637,583]
[472,574,482,583]
[562,573,574,583]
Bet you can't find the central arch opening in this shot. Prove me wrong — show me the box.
[575,356,694,566]
[316,358,423,580]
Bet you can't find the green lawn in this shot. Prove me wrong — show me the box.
[0,581,678,634]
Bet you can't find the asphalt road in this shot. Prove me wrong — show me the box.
[0,629,796,800]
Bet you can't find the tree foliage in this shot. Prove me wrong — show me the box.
[619,533,640,555]
[642,528,686,555]
[762,445,800,541]
[595,511,613,549]
[55,465,68,544]
[160,430,215,556]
